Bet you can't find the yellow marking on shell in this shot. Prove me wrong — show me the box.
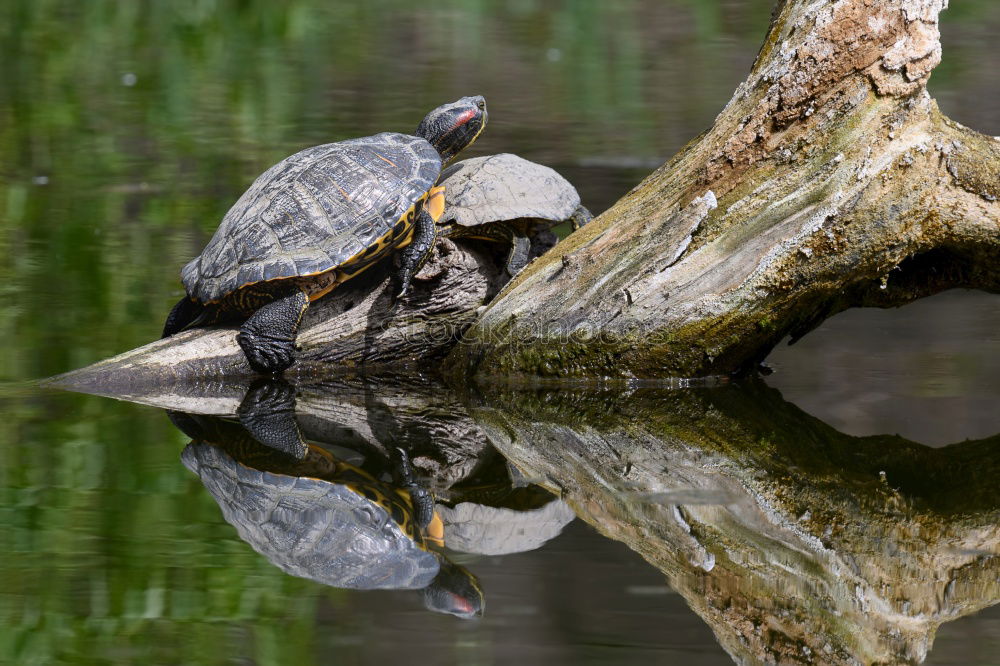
[424,511,445,547]
[372,151,398,169]
[321,173,352,201]
[302,271,342,302]
[425,186,446,222]
[307,445,338,465]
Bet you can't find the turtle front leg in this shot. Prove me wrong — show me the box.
[236,289,310,374]
[505,233,532,277]
[569,204,594,231]
[396,208,437,299]
[393,447,435,529]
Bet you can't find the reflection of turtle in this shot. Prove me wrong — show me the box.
[436,153,592,275]
[435,465,576,556]
[177,418,483,618]
[437,498,576,556]
[163,96,488,374]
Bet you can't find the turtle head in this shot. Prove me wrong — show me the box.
[416,96,487,165]
[421,557,484,619]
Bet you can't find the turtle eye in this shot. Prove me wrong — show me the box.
[477,100,485,111]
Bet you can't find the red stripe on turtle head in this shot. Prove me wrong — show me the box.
[449,109,477,131]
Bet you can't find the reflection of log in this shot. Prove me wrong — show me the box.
[49,371,496,497]
[470,382,1000,665]
[451,0,1000,377]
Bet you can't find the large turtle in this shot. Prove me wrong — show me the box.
[163,96,488,374]
[436,153,592,275]
[175,413,484,618]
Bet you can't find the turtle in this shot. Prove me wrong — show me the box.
[437,497,576,556]
[162,96,488,374]
[175,412,484,618]
[435,153,592,276]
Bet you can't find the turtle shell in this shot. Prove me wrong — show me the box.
[181,442,441,590]
[182,132,441,304]
[437,153,581,228]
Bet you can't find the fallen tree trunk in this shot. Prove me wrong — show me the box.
[450,0,1000,378]
[51,0,999,382]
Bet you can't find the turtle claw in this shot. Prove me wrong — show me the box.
[236,330,296,374]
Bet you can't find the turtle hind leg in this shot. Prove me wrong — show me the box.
[162,297,205,338]
[395,208,437,299]
[236,289,310,374]
[237,378,306,459]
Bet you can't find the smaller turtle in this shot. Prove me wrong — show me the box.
[175,412,484,618]
[436,153,592,276]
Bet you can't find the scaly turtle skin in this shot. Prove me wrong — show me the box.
[163,96,488,374]
[174,410,484,617]
[436,153,592,275]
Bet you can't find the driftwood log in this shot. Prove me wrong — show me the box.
[52,0,998,381]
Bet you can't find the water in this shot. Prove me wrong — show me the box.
[2,1,999,664]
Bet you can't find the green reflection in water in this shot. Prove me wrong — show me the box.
[0,391,335,665]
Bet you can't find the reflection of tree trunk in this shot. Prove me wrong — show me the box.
[451,0,1000,377]
[470,382,1000,665]
[47,362,1000,662]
